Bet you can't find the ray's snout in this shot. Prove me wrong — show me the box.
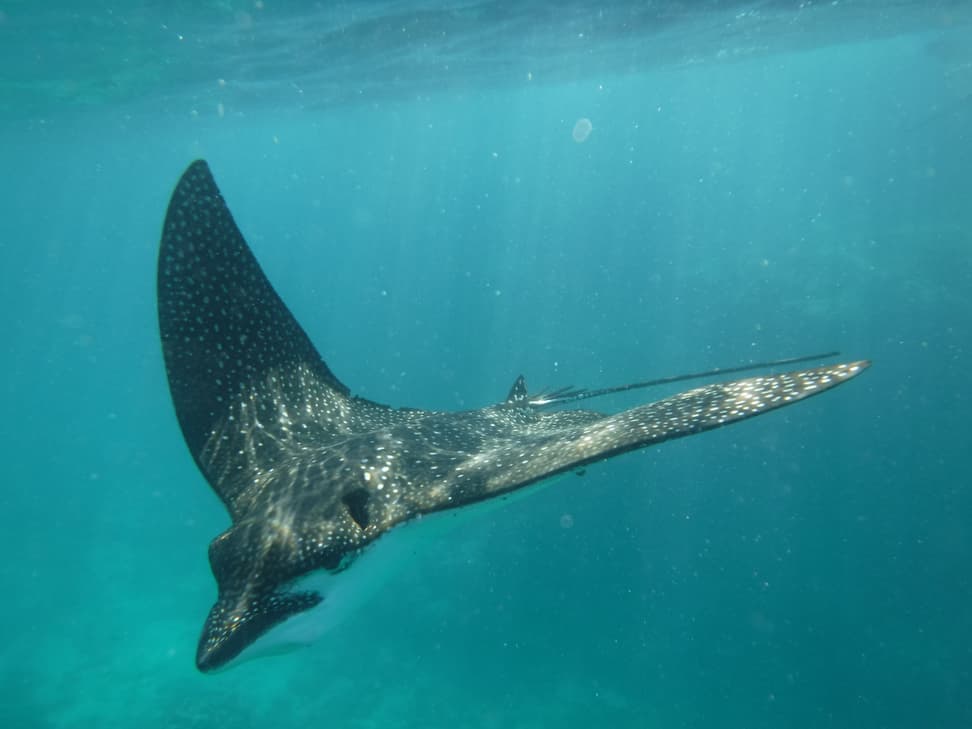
[196,591,323,672]
[195,599,256,673]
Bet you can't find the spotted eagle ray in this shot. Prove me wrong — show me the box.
[158,160,869,672]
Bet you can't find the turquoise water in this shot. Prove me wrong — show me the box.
[2,2,971,727]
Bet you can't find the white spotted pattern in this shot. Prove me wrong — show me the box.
[158,160,870,672]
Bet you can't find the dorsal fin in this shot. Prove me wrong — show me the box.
[157,160,350,492]
[505,375,528,403]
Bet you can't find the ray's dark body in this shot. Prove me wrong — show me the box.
[158,160,868,672]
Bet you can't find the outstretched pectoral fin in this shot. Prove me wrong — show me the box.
[480,360,870,495]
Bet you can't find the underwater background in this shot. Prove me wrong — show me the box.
[1,1,970,727]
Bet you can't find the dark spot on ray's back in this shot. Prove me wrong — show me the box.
[342,488,372,529]
[157,160,870,672]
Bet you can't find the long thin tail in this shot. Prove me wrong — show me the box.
[527,351,841,407]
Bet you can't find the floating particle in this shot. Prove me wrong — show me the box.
[572,117,593,143]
